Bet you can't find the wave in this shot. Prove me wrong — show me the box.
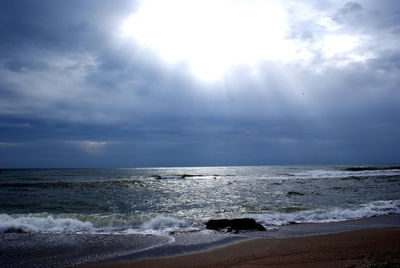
[139,215,192,234]
[344,166,400,172]
[0,174,231,189]
[1,200,399,234]
[338,175,400,181]
[152,174,230,180]
[0,213,191,234]
[141,215,187,229]
[0,214,95,234]
[0,179,144,189]
[252,200,400,226]
[289,168,400,180]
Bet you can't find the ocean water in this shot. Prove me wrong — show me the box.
[1,165,399,235]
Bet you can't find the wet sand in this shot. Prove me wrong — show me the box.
[85,228,400,268]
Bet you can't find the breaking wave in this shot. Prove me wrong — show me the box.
[253,200,400,226]
[1,200,398,234]
[0,214,95,234]
[0,213,191,234]
[141,215,187,229]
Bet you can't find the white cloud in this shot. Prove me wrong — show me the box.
[320,34,360,58]
[0,142,22,147]
[69,140,109,154]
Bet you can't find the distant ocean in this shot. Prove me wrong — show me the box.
[1,165,399,235]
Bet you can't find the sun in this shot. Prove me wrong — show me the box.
[121,0,290,81]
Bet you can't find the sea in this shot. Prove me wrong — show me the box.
[1,165,400,267]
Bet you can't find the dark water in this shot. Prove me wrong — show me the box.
[1,165,399,234]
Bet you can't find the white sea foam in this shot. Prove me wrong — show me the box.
[0,214,95,233]
[252,200,400,226]
[141,215,188,230]
[291,169,400,180]
[0,213,193,234]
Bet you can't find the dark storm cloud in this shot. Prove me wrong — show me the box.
[0,0,399,167]
[0,0,135,51]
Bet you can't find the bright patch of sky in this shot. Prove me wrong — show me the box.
[122,0,291,80]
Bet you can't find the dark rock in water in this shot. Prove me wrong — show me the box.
[287,191,304,196]
[180,174,201,178]
[4,227,27,233]
[345,167,378,171]
[206,218,266,233]
[152,175,162,180]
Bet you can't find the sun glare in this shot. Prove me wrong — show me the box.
[121,0,290,80]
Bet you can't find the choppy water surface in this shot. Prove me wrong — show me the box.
[1,165,399,234]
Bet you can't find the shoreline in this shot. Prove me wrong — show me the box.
[88,214,400,265]
[1,215,400,267]
[79,215,400,267]
[83,227,400,268]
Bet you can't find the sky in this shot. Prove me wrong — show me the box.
[0,0,399,168]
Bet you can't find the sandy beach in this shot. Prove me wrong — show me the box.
[84,228,400,268]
